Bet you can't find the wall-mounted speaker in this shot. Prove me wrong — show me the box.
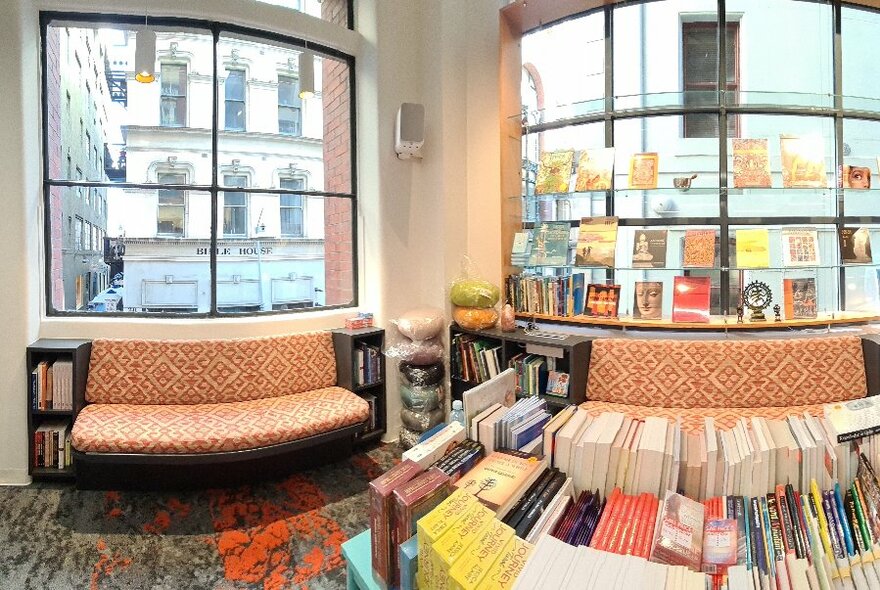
[395,102,425,160]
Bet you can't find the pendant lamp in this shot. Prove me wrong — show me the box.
[298,50,314,99]
[135,28,157,84]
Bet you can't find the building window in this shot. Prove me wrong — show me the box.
[223,174,248,236]
[280,178,305,237]
[160,64,187,127]
[682,22,739,138]
[157,172,186,236]
[75,216,83,250]
[278,75,302,136]
[225,69,246,131]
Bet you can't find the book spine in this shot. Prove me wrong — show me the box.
[589,487,620,551]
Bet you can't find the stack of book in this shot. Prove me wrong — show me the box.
[451,334,502,384]
[541,407,880,501]
[344,312,374,330]
[30,360,73,410]
[353,342,382,387]
[507,352,551,399]
[33,421,72,469]
[506,273,586,317]
[495,397,551,453]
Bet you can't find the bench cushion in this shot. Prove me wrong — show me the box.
[580,400,829,433]
[586,336,866,408]
[71,386,369,454]
[86,332,337,405]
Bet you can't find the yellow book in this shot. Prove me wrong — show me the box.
[417,489,479,588]
[474,535,534,590]
[735,228,770,268]
[811,480,844,580]
[448,519,515,590]
[430,503,495,590]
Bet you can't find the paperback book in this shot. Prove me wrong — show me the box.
[781,229,820,267]
[732,138,772,188]
[575,216,618,267]
[780,135,828,188]
[631,229,668,268]
[584,284,621,318]
[824,398,880,442]
[839,226,873,264]
[545,371,571,398]
[843,164,872,189]
[783,278,817,319]
[672,276,711,323]
[528,221,571,266]
[510,231,531,267]
[453,451,547,516]
[734,228,770,269]
[633,281,663,320]
[683,230,716,268]
[651,491,705,572]
[574,148,615,191]
[535,150,575,195]
[628,152,659,189]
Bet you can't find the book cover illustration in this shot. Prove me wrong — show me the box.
[783,278,817,319]
[631,229,668,269]
[575,216,618,267]
[651,491,705,571]
[781,229,820,267]
[732,138,772,188]
[734,228,770,268]
[683,229,716,268]
[510,231,532,267]
[453,452,543,513]
[672,276,711,323]
[574,148,615,191]
[839,227,873,264]
[628,152,659,189]
[843,165,872,189]
[528,222,571,266]
[584,284,621,318]
[545,371,570,398]
[535,150,575,195]
[633,281,663,320]
[824,396,880,442]
[780,135,828,188]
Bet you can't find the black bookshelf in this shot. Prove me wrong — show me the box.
[26,339,91,481]
[332,328,386,445]
[449,324,591,409]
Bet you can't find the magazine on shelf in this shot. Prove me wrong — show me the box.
[628,152,659,190]
[631,229,668,269]
[575,216,618,268]
[732,138,772,189]
[839,227,873,264]
[781,229,820,267]
[783,278,818,320]
[683,230,716,268]
[535,150,575,195]
[780,135,828,188]
[528,221,571,267]
[734,228,770,269]
[574,148,615,191]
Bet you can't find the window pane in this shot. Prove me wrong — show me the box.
[843,6,880,111]
[45,23,214,184]
[251,0,352,29]
[225,70,245,100]
[218,34,353,193]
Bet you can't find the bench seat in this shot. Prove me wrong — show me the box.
[71,386,369,454]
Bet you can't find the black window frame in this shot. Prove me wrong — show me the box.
[160,63,188,128]
[278,74,302,136]
[40,11,359,318]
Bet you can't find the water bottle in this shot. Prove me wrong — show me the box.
[449,400,466,429]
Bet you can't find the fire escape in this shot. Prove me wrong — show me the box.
[103,57,128,181]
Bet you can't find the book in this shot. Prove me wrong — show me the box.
[430,501,496,590]
[672,276,711,323]
[628,152,659,189]
[732,138,772,189]
[651,491,706,572]
[574,148,615,191]
[683,230,716,268]
[783,278,817,319]
[575,216,618,267]
[825,397,880,442]
[448,518,515,590]
[392,468,451,587]
[535,150,575,195]
[780,135,828,188]
[528,221,572,266]
[545,371,570,398]
[474,535,534,590]
[839,227,873,264]
[402,422,466,468]
[781,229,820,267]
[462,368,516,435]
[702,518,738,574]
[843,165,872,189]
[369,459,424,584]
[511,231,531,267]
[631,229,668,269]
[633,281,663,320]
[399,535,419,590]
[453,451,547,516]
[735,228,771,268]
[584,284,621,318]
[417,488,480,588]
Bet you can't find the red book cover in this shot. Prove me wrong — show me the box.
[625,493,648,555]
[672,276,711,323]
[596,492,625,552]
[651,492,706,571]
[633,493,655,558]
[612,494,636,554]
[640,496,660,558]
[369,459,423,583]
[589,487,620,551]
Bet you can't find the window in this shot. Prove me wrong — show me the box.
[157,173,186,236]
[278,75,302,136]
[225,69,246,131]
[280,178,305,237]
[223,175,248,236]
[682,22,739,138]
[85,221,92,250]
[75,216,83,250]
[160,64,187,127]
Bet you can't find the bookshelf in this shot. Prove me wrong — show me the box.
[332,328,386,445]
[26,339,91,481]
[449,324,591,408]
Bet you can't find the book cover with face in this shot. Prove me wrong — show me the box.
[633,281,663,320]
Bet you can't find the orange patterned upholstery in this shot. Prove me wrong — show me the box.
[580,400,828,433]
[586,336,866,408]
[72,387,369,454]
[86,332,337,405]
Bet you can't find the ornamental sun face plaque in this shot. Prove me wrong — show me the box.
[743,280,773,322]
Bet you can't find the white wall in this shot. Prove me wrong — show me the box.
[0,0,503,482]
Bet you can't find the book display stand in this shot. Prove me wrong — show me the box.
[332,328,387,445]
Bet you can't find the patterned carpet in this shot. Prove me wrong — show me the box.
[0,443,399,590]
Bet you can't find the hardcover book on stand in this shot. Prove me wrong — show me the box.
[574,148,615,191]
[535,150,575,195]
[575,216,618,268]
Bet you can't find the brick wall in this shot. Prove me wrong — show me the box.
[46,27,64,309]
[321,0,354,306]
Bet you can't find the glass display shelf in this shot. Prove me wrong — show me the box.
[516,187,855,201]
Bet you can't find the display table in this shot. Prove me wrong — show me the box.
[341,529,383,590]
